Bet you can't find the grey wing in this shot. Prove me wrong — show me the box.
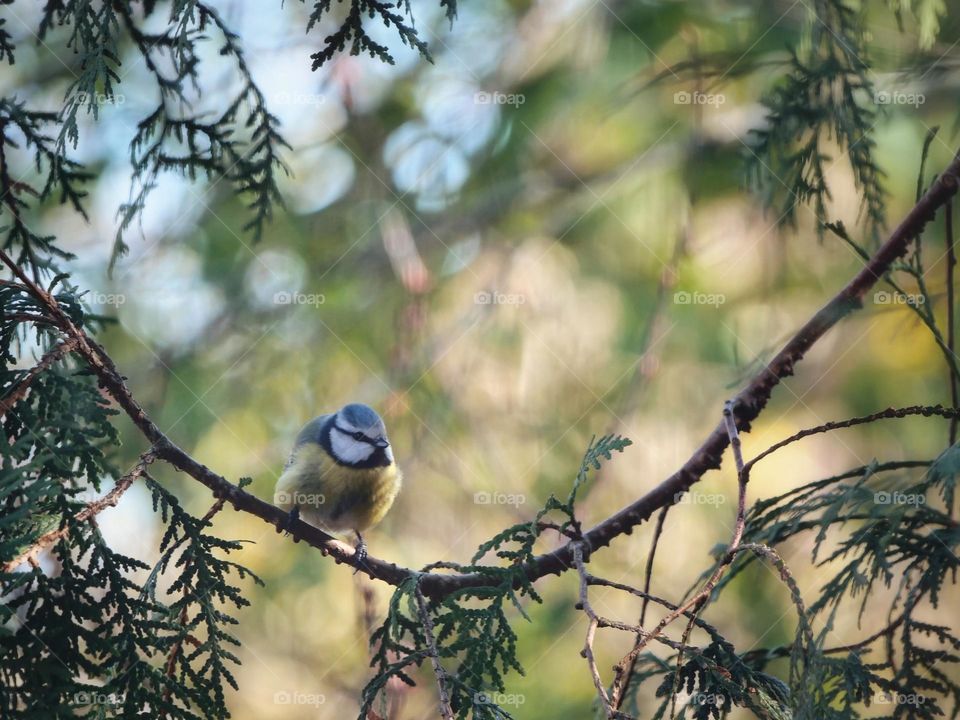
[283,414,332,470]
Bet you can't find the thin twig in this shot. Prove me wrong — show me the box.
[3,451,156,571]
[609,505,669,709]
[616,402,750,666]
[604,228,687,713]
[578,561,729,719]
[669,614,700,720]
[0,337,79,417]
[825,218,960,384]
[723,400,746,479]
[743,404,960,480]
[573,542,619,719]
[587,576,721,633]
[161,603,192,713]
[735,543,813,682]
[665,403,741,720]
[4,312,56,326]
[739,611,905,664]
[413,583,454,720]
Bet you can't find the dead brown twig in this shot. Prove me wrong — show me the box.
[3,451,157,572]
[413,583,455,720]
[0,337,79,417]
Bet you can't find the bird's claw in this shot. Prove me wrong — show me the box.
[353,532,367,574]
[281,505,300,535]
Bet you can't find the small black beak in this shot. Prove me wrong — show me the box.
[374,438,389,449]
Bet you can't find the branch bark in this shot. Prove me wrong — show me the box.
[2,151,959,599]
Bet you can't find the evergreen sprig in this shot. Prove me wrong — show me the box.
[0,14,14,66]
[0,99,91,274]
[304,0,455,68]
[0,275,260,717]
[4,0,458,277]
[749,0,886,240]
[112,1,290,269]
[692,454,960,718]
[0,4,458,715]
[3,2,960,718]
[144,477,263,718]
[45,0,124,151]
[361,434,631,719]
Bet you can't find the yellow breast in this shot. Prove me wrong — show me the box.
[275,443,402,534]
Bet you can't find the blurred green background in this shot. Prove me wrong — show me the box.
[5,0,960,716]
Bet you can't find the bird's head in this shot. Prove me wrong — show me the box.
[327,403,393,468]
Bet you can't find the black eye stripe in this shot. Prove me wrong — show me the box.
[334,425,374,444]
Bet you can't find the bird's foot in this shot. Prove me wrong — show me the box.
[281,505,300,535]
[353,531,367,574]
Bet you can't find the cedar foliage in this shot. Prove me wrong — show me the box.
[1,2,959,719]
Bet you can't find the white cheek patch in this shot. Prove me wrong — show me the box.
[331,429,375,464]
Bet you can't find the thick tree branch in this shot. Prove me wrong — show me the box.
[2,152,959,599]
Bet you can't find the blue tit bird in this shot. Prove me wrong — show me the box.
[275,403,401,565]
